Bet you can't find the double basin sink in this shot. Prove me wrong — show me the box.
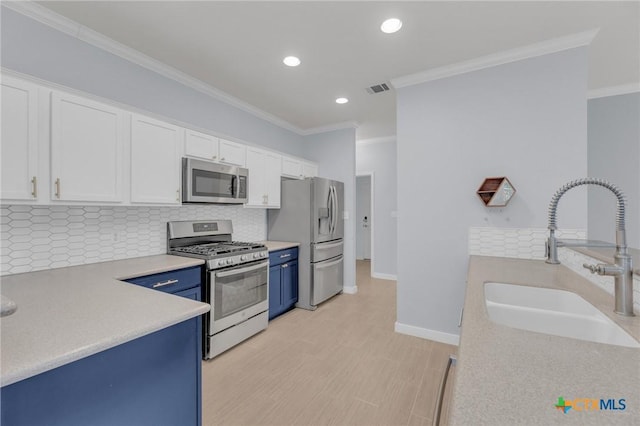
[484,282,639,348]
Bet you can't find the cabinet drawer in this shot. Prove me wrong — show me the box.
[124,266,202,295]
[269,247,298,266]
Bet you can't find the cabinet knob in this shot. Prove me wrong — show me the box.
[282,264,288,268]
[31,176,37,198]
[221,157,225,162]
[212,155,217,160]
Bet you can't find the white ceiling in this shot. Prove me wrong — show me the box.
[35,1,640,140]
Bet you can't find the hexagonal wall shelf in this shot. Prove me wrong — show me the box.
[477,177,516,207]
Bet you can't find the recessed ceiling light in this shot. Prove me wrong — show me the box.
[283,56,301,67]
[336,97,349,104]
[380,18,402,34]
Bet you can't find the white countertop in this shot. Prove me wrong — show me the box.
[451,256,640,425]
[0,255,209,387]
[259,241,301,252]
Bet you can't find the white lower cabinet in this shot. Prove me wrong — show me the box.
[1,76,39,201]
[50,91,124,203]
[245,147,281,208]
[130,114,182,204]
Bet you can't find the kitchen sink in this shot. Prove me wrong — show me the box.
[484,282,640,348]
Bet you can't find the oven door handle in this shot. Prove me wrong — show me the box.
[215,261,268,278]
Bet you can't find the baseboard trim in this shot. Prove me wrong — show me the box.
[343,285,358,294]
[372,272,397,281]
[394,322,460,346]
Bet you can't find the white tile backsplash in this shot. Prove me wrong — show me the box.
[0,204,267,275]
[468,226,586,260]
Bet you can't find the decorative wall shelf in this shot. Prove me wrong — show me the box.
[477,177,516,207]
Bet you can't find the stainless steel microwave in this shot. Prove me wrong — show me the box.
[182,158,248,204]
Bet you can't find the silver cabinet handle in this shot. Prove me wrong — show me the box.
[176,189,180,202]
[31,176,37,198]
[433,354,457,426]
[153,279,179,288]
[216,261,268,278]
[282,263,288,268]
[280,253,291,258]
[54,178,61,199]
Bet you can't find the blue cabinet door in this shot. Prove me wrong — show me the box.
[282,260,298,311]
[268,264,282,320]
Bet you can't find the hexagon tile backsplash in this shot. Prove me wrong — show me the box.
[0,205,267,276]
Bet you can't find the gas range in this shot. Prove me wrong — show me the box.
[167,220,268,270]
[167,220,270,359]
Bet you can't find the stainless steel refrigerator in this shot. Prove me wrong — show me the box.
[268,177,344,310]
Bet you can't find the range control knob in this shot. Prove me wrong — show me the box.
[226,259,233,265]
[253,253,259,259]
[217,260,225,266]
[261,252,267,258]
[240,255,248,261]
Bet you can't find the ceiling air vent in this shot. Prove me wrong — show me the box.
[366,83,391,95]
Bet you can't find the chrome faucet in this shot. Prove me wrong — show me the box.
[546,178,635,316]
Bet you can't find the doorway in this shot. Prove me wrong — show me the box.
[356,174,373,266]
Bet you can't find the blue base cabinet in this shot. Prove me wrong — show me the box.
[1,266,203,426]
[268,247,298,320]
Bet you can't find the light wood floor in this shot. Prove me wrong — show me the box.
[202,260,457,426]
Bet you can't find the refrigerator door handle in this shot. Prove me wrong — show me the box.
[330,185,337,235]
[328,186,334,235]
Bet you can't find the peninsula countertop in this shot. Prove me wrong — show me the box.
[451,256,640,425]
[0,255,209,387]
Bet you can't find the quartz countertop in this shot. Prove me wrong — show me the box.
[451,256,640,425]
[0,255,209,387]
[259,241,301,252]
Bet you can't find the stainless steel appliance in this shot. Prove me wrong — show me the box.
[167,220,268,359]
[268,177,344,310]
[182,158,248,204]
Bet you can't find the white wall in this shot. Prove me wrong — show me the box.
[396,48,589,340]
[305,128,357,292]
[587,92,640,248]
[355,139,397,277]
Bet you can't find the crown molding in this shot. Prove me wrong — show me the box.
[391,29,600,89]
[2,0,309,135]
[356,136,396,146]
[301,121,359,136]
[587,83,640,99]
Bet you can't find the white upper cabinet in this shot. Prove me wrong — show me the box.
[51,91,124,202]
[281,156,318,179]
[184,129,219,161]
[245,147,281,208]
[281,156,303,179]
[130,114,183,204]
[1,76,39,201]
[218,138,246,166]
[302,162,318,178]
